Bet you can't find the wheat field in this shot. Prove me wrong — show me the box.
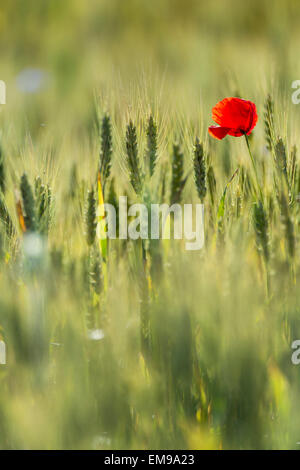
[0,0,300,450]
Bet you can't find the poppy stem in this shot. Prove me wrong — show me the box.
[244,133,263,202]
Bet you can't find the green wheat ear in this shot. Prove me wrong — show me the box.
[20,173,36,232]
[35,177,52,236]
[99,114,112,192]
[289,145,297,192]
[146,115,158,177]
[108,178,119,236]
[207,164,216,206]
[275,138,288,184]
[0,193,15,238]
[160,163,167,202]
[253,200,269,263]
[193,138,207,203]
[85,187,97,246]
[264,94,275,152]
[126,120,143,195]
[170,143,187,205]
[279,191,295,259]
[90,247,102,296]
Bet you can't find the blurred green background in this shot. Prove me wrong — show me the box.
[0,0,300,451]
[1,0,300,129]
[1,0,300,190]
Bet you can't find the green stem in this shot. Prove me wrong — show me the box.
[244,133,263,202]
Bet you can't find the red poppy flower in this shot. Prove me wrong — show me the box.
[208,97,258,140]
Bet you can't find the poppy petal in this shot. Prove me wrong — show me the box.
[212,97,257,134]
[208,125,230,140]
[246,103,258,134]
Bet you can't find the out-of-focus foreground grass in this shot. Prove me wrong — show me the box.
[0,0,300,449]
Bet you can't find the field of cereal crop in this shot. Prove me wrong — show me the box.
[1,0,300,450]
